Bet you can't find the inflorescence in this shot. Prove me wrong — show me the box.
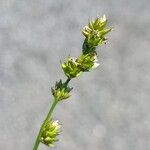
[33,15,112,149]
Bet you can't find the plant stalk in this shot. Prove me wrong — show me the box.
[65,78,71,85]
[33,99,58,150]
[33,78,71,150]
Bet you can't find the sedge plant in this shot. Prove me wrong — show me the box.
[33,15,112,150]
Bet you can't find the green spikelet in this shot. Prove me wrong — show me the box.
[61,57,81,78]
[82,15,112,54]
[40,119,61,147]
[61,53,100,78]
[51,80,73,101]
[76,52,99,72]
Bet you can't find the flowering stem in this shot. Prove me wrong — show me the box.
[33,99,58,150]
[32,15,111,149]
[65,78,71,85]
[33,78,71,150]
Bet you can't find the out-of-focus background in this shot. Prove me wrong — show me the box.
[0,0,150,150]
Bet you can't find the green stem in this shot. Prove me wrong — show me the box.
[33,99,58,150]
[33,78,71,150]
[65,78,71,85]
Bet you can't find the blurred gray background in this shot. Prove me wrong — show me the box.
[0,0,150,150]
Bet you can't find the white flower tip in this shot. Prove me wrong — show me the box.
[92,63,100,69]
[101,15,106,22]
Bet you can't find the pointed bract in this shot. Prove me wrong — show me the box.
[51,80,73,101]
